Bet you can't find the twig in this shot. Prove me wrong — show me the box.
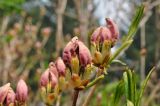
[140,0,160,26]
[150,0,160,9]
[83,68,105,106]
[140,25,146,81]
[72,90,80,106]
[144,82,160,106]
[0,16,9,35]
[55,0,67,55]
[82,84,97,106]
[73,0,90,45]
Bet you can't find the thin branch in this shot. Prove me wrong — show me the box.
[145,82,160,106]
[82,84,97,106]
[140,24,146,81]
[0,16,9,35]
[149,0,160,9]
[140,0,160,26]
[55,0,67,55]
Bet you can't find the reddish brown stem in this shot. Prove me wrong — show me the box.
[72,90,80,106]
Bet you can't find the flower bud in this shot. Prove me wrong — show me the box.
[16,79,28,103]
[91,27,111,43]
[63,36,79,66]
[49,62,58,78]
[55,57,66,76]
[40,70,58,89]
[78,41,92,67]
[49,72,58,89]
[63,37,91,67]
[106,18,119,40]
[0,83,10,104]
[6,88,15,106]
[90,26,112,65]
[40,69,50,87]
[63,36,92,83]
[90,18,119,65]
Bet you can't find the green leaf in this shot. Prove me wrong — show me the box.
[111,59,127,66]
[123,71,129,101]
[123,69,136,105]
[127,5,144,40]
[0,0,25,14]
[111,80,125,106]
[108,5,144,65]
[136,67,155,106]
[109,40,133,64]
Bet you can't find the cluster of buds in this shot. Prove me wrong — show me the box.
[63,36,92,90]
[91,18,119,67]
[40,18,119,105]
[0,79,28,106]
[40,57,66,105]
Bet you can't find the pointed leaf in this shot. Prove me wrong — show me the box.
[108,5,144,65]
[109,40,133,64]
[127,5,144,40]
[112,80,125,106]
[123,69,136,105]
[111,59,127,66]
[136,67,155,106]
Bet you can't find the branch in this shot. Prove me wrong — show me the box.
[72,90,80,106]
[82,84,97,106]
[140,0,160,26]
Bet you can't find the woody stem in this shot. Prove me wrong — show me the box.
[72,90,80,106]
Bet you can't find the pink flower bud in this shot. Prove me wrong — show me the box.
[55,57,66,76]
[40,69,49,87]
[63,36,79,66]
[16,79,28,103]
[49,72,58,88]
[106,18,119,40]
[90,19,119,65]
[0,83,10,103]
[63,37,92,68]
[91,27,111,43]
[40,70,58,88]
[49,62,58,78]
[6,88,15,106]
[78,41,92,67]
